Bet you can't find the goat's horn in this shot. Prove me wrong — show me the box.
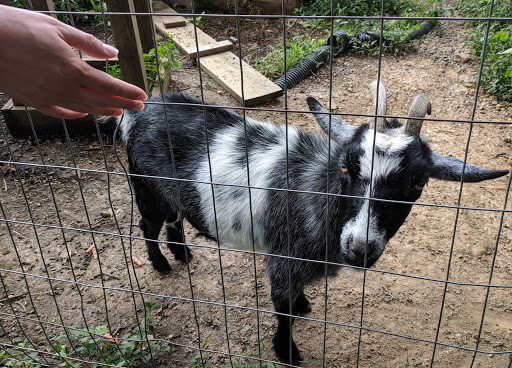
[404,94,431,137]
[368,80,387,133]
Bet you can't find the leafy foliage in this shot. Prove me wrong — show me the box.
[109,37,180,91]
[0,302,168,367]
[11,0,109,27]
[460,0,512,102]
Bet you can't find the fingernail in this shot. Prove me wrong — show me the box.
[103,43,119,56]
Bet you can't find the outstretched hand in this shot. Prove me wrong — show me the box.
[0,5,147,119]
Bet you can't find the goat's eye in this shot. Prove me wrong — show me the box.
[341,165,349,174]
[414,178,429,191]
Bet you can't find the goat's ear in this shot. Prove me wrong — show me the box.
[307,97,357,146]
[430,152,509,182]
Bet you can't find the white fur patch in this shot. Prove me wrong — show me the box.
[359,130,413,183]
[195,118,299,251]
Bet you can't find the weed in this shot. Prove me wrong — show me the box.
[0,302,168,367]
[249,0,448,78]
[176,333,289,368]
[460,0,512,102]
[248,35,323,78]
[109,36,180,91]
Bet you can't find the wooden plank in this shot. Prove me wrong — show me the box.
[104,0,148,93]
[185,40,233,59]
[159,22,216,54]
[200,52,282,106]
[1,100,110,137]
[152,1,282,105]
[153,1,187,31]
[82,55,119,70]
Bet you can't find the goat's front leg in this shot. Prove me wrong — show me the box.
[272,303,302,366]
[268,258,305,366]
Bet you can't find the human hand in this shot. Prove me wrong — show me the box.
[0,5,147,119]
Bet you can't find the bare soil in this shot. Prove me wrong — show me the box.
[1,16,512,368]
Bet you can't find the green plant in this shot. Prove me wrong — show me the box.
[11,0,109,27]
[249,0,448,77]
[461,0,512,102]
[181,334,286,368]
[248,35,323,78]
[109,36,180,91]
[0,302,168,367]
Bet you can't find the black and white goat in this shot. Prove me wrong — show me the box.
[120,80,507,366]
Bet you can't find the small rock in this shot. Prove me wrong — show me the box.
[240,325,251,335]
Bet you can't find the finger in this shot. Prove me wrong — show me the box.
[82,67,148,101]
[58,25,119,59]
[33,105,89,120]
[75,87,145,111]
[56,100,124,116]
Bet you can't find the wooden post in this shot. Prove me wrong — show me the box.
[104,0,149,93]
[132,0,156,54]
[29,0,57,18]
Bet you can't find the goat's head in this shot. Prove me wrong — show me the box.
[307,80,509,268]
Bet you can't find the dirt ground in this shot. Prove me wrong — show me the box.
[1,12,512,368]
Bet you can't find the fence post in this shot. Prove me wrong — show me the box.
[29,0,57,18]
[104,0,149,94]
[132,0,155,54]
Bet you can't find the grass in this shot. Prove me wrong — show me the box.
[248,34,324,79]
[460,0,512,102]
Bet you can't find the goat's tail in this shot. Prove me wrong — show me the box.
[97,113,133,143]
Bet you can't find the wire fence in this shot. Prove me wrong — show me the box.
[1,0,512,367]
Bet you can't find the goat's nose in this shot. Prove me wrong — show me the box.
[348,237,368,260]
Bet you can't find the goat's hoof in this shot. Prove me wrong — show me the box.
[273,336,302,366]
[173,247,193,264]
[152,259,171,272]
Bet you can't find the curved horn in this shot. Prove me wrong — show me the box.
[368,80,387,133]
[307,97,357,146]
[404,94,431,137]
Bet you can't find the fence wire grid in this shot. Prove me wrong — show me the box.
[1,0,512,367]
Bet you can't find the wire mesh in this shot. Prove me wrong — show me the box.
[1,0,512,367]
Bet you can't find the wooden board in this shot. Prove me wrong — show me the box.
[152,1,282,105]
[153,2,187,30]
[82,55,119,70]
[1,100,114,137]
[201,52,283,106]
[185,40,233,59]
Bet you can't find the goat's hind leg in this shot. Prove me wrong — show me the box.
[165,214,192,264]
[139,215,170,271]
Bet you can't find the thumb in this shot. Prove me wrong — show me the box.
[60,25,119,59]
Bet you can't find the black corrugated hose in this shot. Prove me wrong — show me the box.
[274,21,435,90]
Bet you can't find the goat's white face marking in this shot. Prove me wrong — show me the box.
[339,130,413,265]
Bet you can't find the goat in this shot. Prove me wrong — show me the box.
[119,80,508,366]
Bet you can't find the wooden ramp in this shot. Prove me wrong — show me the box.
[152,1,283,106]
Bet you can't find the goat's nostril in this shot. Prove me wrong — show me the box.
[349,239,368,260]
